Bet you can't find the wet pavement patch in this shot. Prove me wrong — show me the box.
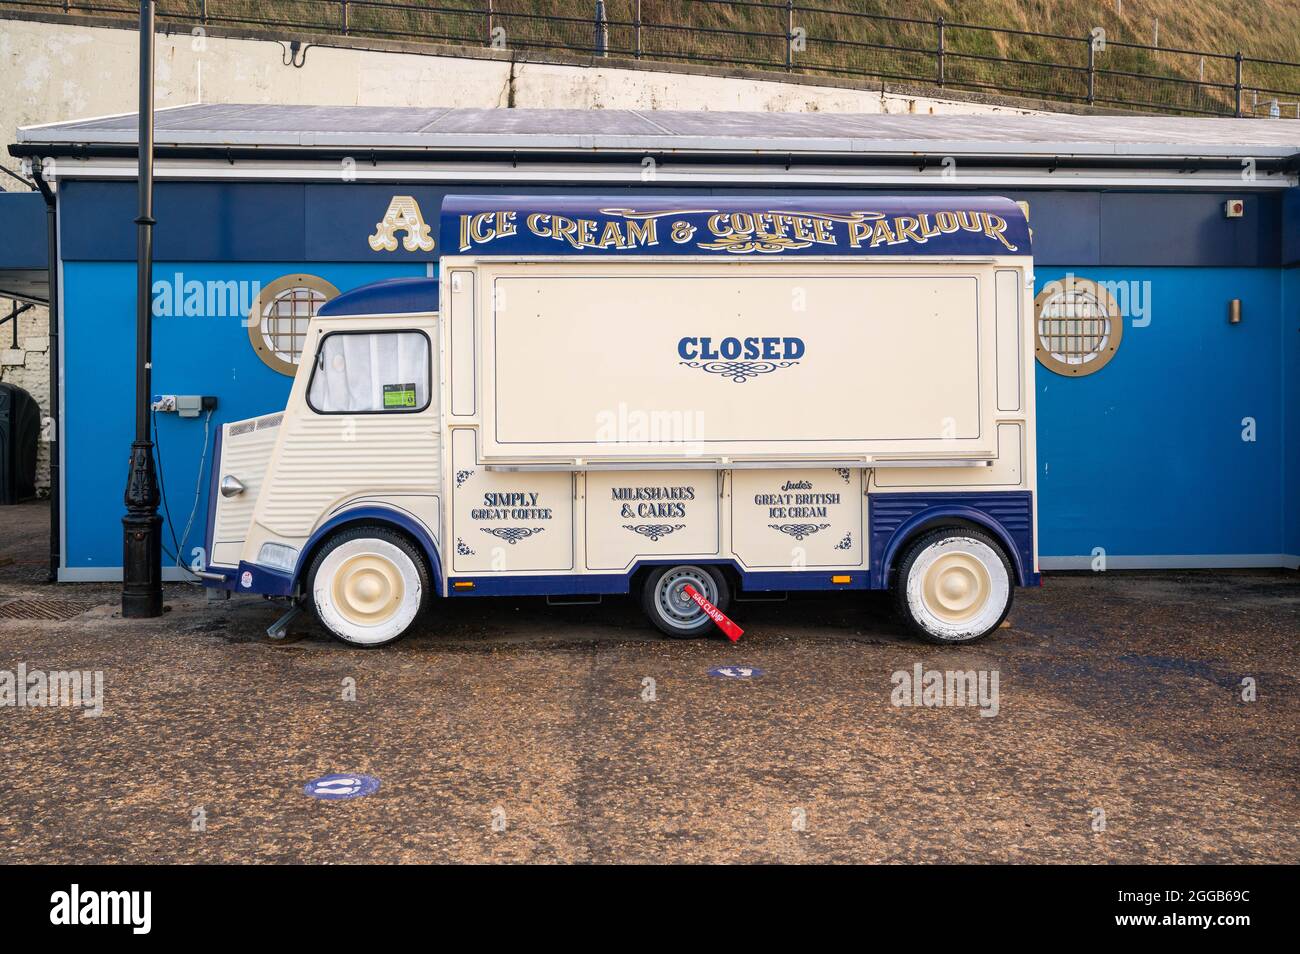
[303,774,381,800]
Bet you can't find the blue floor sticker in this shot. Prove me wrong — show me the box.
[708,666,764,679]
[303,774,381,800]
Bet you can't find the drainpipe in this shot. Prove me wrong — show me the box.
[595,0,608,57]
[29,160,59,583]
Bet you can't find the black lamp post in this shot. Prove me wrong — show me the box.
[121,0,162,618]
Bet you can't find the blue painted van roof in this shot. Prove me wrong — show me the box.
[318,276,439,316]
[441,194,1031,258]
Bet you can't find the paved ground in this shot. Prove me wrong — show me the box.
[0,501,1296,863]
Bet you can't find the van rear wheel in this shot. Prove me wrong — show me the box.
[306,526,428,648]
[641,564,730,639]
[893,528,1012,644]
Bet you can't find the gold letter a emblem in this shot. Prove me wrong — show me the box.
[368,195,435,252]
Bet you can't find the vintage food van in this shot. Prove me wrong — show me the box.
[202,195,1039,647]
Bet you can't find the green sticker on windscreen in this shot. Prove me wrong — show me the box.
[383,382,417,408]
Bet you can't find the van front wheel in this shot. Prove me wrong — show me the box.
[306,526,428,647]
[893,528,1012,644]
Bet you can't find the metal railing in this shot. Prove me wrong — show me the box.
[5,0,1300,118]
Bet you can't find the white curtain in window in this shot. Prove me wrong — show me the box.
[309,331,430,412]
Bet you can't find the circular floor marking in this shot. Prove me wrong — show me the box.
[303,774,381,800]
[708,666,764,679]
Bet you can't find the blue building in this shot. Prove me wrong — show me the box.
[2,105,1298,578]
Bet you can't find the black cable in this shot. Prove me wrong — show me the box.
[152,407,215,585]
[176,411,214,569]
[151,407,186,569]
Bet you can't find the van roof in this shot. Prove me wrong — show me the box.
[441,194,1031,258]
[317,276,439,317]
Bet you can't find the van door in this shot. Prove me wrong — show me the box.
[248,326,442,550]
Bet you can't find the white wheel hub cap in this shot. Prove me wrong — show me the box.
[314,538,422,645]
[906,536,1009,641]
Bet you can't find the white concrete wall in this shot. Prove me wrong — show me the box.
[0,14,1049,492]
[1,15,1049,125]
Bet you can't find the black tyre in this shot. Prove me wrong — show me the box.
[892,527,1013,644]
[640,564,731,638]
[305,525,430,648]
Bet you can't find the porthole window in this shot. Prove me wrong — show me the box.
[248,274,340,376]
[1034,276,1123,377]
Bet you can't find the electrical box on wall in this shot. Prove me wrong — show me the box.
[175,396,202,419]
[153,395,218,418]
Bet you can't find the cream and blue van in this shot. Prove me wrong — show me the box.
[202,195,1039,646]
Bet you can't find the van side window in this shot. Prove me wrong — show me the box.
[307,331,431,413]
